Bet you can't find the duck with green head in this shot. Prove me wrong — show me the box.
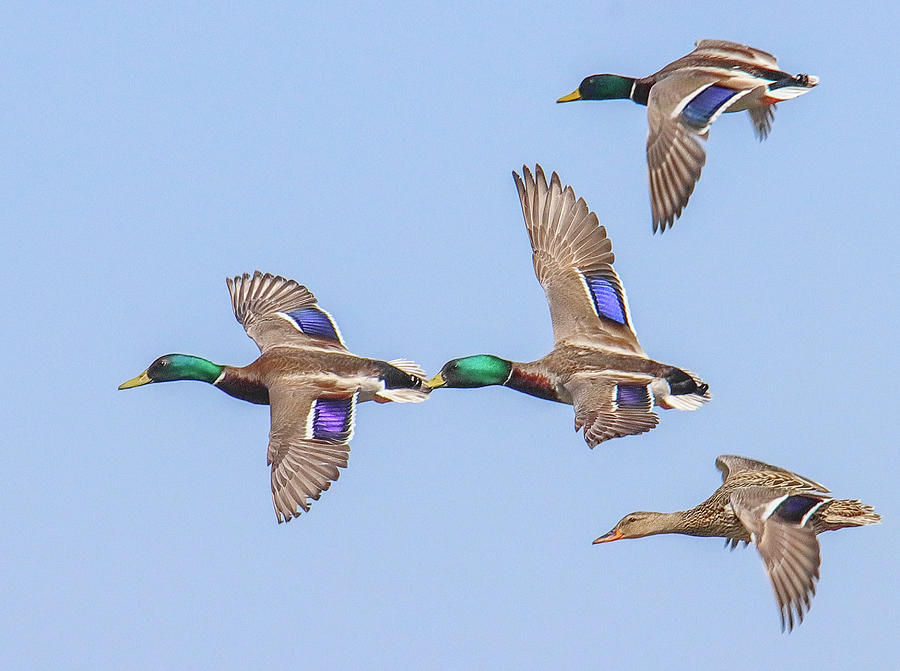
[594,455,880,631]
[119,271,429,522]
[427,165,711,447]
[557,39,818,232]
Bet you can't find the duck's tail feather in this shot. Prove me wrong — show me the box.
[375,359,430,403]
[765,73,818,101]
[820,499,881,530]
[388,359,427,379]
[376,388,430,403]
[654,368,711,411]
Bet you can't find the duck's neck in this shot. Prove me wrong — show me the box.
[629,79,652,106]
[639,511,703,537]
[167,355,270,405]
[214,365,270,405]
[440,355,563,402]
[505,362,564,403]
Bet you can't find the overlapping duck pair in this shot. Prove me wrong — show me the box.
[119,165,708,519]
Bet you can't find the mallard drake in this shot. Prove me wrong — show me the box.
[557,40,818,232]
[427,165,710,447]
[119,271,429,522]
[594,455,880,631]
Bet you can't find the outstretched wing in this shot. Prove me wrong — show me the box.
[716,455,829,493]
[731,487,824,631]
[646,72,711,232]
[691,40,779,68]
[646,69,762,231]
[266,385,357,522]
[227,271,347,353]
[568,372,659,447]
[513,165,644,355]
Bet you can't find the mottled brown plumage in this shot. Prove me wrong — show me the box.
[594,455,880,631]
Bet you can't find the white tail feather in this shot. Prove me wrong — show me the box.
[664,393,708,411]
[388,359,427,379]
[654,369,711,411]
[766,85,816,101]
[376,388,430,403]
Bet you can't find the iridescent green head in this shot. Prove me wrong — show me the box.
[118,354,223,389]
[427,355,512,389]
[557,74,635,102]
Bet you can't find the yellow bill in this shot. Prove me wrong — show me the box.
[425,373,445,389]
[118,370,151,389]
[556,88,582,103]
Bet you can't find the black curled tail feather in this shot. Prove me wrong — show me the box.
[666,368,707,397]
[770,72,818,91]
[380,364,425,390]
[658,367,710,410]
[373,360,429,402]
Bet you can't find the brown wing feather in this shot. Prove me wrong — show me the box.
[568,373,658,447]
[758,518,820,632]
[646,73,712,232]
[513,165,644,354]
[731,488,822,631]
[266,385,354,522]
[227,271,346,353]
[691,40,779,68]
[748,104,776,140]
[716,455,829,493]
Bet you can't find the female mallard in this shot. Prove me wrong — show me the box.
[594,455,880,631]
[557,40,818,232]
[119,271,429,522]
[427,165,710,447]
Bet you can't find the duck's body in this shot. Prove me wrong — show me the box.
[428,166,710,447]
[211,350,424,406]
[557,40,818,232]
[496,347,704,408]
[594,455,880,630]
[119,271,429,522]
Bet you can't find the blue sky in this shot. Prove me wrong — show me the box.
[3,2,898,669]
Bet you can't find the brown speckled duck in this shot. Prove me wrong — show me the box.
[594,455,880,631]
[557,40,818,232]
[427,165,710,447]
[119,271,429,522]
